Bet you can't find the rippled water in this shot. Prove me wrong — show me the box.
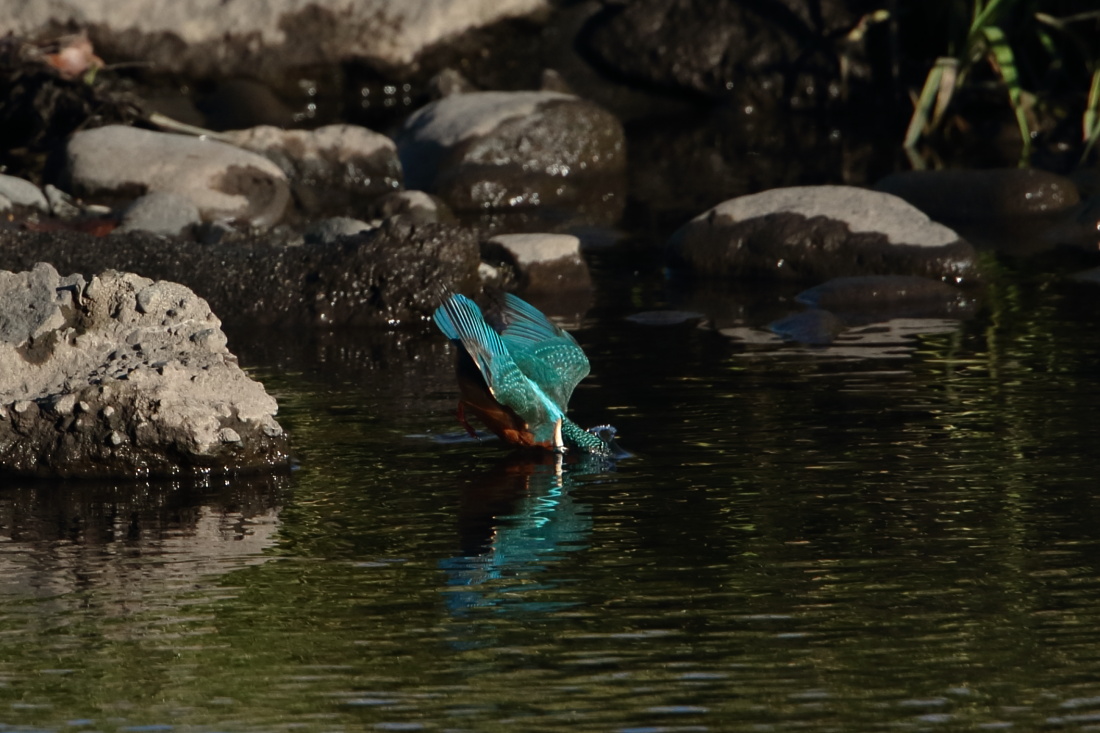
[3,262,1100,731]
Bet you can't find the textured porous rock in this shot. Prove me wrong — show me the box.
[579,0,871,106]
[396,91,626,213]
[63,125,291,228]
[874,168,1081,222]
[0,263,288,478]
[667,186,978,283]
[483,232,592,292]
[1,0,548,80]
[222,125,402,219]
[116,191,202,236]
[0,217,480,328]
[0,174,49,213]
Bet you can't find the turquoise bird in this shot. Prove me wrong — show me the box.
[434,293,616,456]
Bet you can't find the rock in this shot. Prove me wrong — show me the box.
[768,309,846,345]
[0,217,481,328]
[116,191,202,236]
[795,275,968,310]
[302,217,375,246]
[667,186,978,283]
[222,124,402,219]
[369,190,455,224]
[0,174,49,213]
[0,263,288,478]
[63,125,291,229]
[579,0,871,106]
[44,184,82,219]
[1,0,548,81]
[482,232,592,292]
[874,168,1080,222]
[396,91,626,213]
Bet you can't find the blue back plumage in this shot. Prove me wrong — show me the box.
[434,294,563,445]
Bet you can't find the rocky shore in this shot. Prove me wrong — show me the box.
[1,0,1099,477]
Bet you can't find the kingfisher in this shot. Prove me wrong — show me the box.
[433,292,617,456]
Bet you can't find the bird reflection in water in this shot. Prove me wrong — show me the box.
[439,450,615,618]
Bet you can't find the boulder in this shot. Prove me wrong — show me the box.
[0,263,288,478]
[667,186,978,283]
[0,174,49,213]
[63,125,291,229]
[222,124,402,219]
[396,91,626,213]
[579,0,872,106]
[0,0,548,80]
[482,232,592,292]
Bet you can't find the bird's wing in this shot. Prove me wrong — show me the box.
[497,293,591,411]
[434,294,561,438]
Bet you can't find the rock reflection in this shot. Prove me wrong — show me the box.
[440,452,611,617]
[0,476,285,614]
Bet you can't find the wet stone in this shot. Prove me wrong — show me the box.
[482,233,592,292]
[667,186,978,283]
[396,91,626,214]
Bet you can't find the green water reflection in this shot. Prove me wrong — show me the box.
[3,272,1100,731]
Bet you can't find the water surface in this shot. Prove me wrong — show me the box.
[2,265,1100,731]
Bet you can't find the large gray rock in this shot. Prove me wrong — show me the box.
[2,0,547,80]
[63,125,291,229]
[667,186,979,283]
[396,91,626,213]
[222,124,403,218]
[0,174,49,213]
[0,263,288,478]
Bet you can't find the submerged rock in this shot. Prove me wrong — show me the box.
[63,125,291,229]
[396,90,626,214]
[223,124,402,219]
[0,263,288,478]
[795,275,969,311]
[874,168,1080,222]
[667,186,978,283]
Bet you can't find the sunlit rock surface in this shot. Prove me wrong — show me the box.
[0,0,548,78]
[0,263,289,478]
[667,186,978,283]
[482,232,592,293]
[63,125,291,229]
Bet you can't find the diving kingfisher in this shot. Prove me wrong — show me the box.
[433,292,617,456]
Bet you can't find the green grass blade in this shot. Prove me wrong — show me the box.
[1082,70,1100,162]
[905,59,950,151]
[977,24,1031,157]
